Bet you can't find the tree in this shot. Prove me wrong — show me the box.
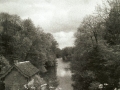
[71,7,120,89]
[104,1,120,45]
[0,12,58,70]
[61,47,74,61]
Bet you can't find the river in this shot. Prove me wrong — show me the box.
[56,58,73,90]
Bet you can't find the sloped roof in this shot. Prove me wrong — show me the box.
[15,61,39,77]
[0,61,39,79]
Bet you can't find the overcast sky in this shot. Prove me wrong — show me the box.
[0,0,102,49]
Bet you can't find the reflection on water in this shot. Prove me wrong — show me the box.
[42,65,59,90]
[56,58,73,90]
[42,58,73,90]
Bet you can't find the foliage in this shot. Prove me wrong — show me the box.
[55,48,62,58]
[61,47,74,61]
[0,12,58,70]
[71,0,120,90]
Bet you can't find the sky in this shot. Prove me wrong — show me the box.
[0,0,102,49]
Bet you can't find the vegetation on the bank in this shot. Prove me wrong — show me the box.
[1,0,120,90]
[0,13,58,71]
[61,47,74,61]
[0,13,59,89]
[71,0,120,90]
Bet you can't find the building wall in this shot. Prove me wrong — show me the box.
[4,68,28,90]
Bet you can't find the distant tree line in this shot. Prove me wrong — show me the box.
[61,47,74,61]
[0,12,58,71]
[71,0,120,90]
[55,47,74,61]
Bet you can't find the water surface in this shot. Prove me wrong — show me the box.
[56,58,73,90]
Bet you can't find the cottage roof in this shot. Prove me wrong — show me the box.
[0,61,39,79]
[15,61,39,77]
